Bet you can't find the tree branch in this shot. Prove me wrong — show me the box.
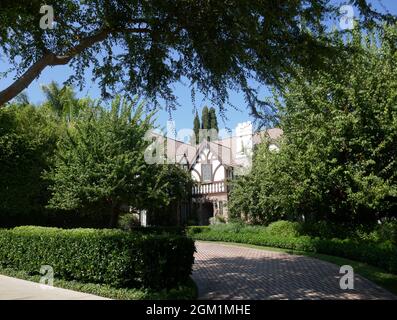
[0,27,150,106]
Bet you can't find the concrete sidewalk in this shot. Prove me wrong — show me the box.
[0,275,109,300]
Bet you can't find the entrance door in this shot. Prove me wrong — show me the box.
[199,201,214,225]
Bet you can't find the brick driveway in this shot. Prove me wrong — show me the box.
[192,241,396,300]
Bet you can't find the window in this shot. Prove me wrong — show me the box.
[202,164,212,182]
[226,168,233,179]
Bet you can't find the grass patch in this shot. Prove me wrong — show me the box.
[0,266,197,300]
[197,240,397,296]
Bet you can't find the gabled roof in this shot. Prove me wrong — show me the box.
[149,128,283,167]
[188,140,234,170]
[253,128,283,144]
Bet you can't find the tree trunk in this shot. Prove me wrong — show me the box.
[0,54,51,106]
[0,26,150,107]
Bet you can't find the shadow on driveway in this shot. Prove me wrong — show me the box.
[192,242,396,300]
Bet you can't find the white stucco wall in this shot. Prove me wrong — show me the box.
[191,148,227,182]
[213,164,225,181]
[191,170,200,182]
[235,121,253,159]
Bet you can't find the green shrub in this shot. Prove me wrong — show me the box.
[314,238,397,273]
[374,221,397,245]
[0,226,195,290]
[0,265,197,300]
[130,226,186,235]
[210,223,244,233]
[299,220,360,239]
[266,220,301,238]
[118,213,140,231]
[209,215,227,225]
[187,226,210,235]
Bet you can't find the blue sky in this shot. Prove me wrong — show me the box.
[1,0,396,133]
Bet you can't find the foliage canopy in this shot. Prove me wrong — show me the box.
[1,0,394,120]
[229,25,397,226]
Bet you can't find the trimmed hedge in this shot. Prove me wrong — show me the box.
[0,265,198,300]
[130,226,186,235]
[266,220,301,238]
[0,226,195,290]
[187,225,397,273]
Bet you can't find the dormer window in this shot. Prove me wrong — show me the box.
[226,168,233,179]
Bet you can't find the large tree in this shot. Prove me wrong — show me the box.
[41,81,88,123]
[209,106,219,140]
[0,1,393,118]
[195,106,218,142]
[229,25,397,226]
[209,107,218,132]
[201,106,209,130]
[46,96,192,227]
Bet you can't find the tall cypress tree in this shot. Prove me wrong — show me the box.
[199,106,219,141]
[201,106,209,130]
[206,107,219,141]
[201,106,210,141]
[193,111,200,144]
[209,107,219,139]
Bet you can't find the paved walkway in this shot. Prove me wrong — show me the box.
[0,275,109,300]
[192,241,396,300]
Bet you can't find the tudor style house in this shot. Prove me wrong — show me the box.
[148,121,282,225]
